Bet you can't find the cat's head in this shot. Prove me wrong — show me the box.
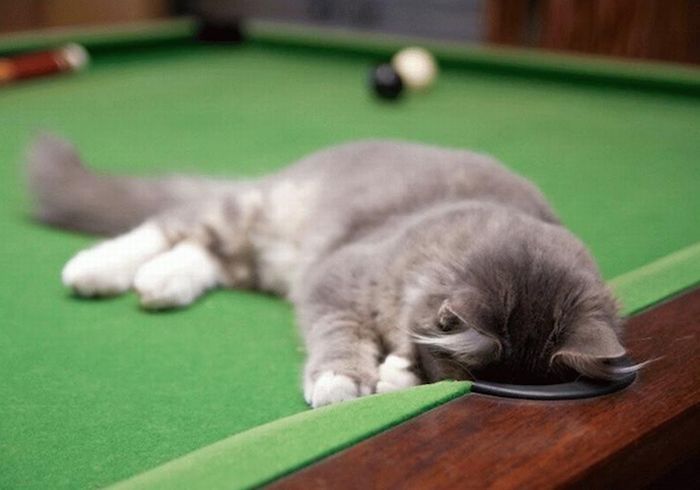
[409,234,630,385]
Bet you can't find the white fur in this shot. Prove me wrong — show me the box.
[62,223,168,296]
[253,179,318,295]
[305,371,370,408]
[376,355,420,393]
[237,188,264,220]
[134,242,224,309]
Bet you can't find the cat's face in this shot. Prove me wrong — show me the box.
[410,243,627,385]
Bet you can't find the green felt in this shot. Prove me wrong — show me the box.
[0,21,699,489]
[610,242,700,315]
[111,381,470,490]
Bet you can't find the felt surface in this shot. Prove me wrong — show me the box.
[610,242,700,315]
[111,381,470,490]
[1,22,699,489]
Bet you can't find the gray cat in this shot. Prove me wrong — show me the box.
[27,135,635,407]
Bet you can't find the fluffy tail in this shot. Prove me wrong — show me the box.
[26,134,223,235]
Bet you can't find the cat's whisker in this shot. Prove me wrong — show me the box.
[607,356,661,375]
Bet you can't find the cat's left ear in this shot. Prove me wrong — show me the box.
[551,320,626,379]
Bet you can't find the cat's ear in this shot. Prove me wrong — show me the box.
[437,289,482,332]
[437,299,467,332]
[418,298,500,366]
[551,320,626,379]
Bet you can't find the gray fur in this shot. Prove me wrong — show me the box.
[26,134,236,235]
[27,135,631,397]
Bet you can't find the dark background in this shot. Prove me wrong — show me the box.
[1,0,698,64]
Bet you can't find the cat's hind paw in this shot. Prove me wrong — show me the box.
[62,249,136,296]
[62,223,168,297]
[305,371,372,409]
[376,355,420,394]
[134,242,223,309]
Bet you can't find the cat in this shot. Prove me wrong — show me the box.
[26,134,635,408]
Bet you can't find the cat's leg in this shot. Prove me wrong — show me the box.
[63,193,260,307]
[129,196,261,308]
[62,222,169,296]
[128,197,258,309]
[133,241,224,309]
[376,331,421,394]
[303,312,381,408]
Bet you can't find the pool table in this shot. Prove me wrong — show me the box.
[1,18,698,489]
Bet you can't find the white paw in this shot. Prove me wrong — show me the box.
[62,224,167,296]
[134,242,222,309]
[376,355,420,394]
[305,371,370,409]
[62,248,134,296]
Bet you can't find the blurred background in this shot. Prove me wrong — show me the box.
[1,0,698,65]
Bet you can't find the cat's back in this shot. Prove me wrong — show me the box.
[253,140,558,295]
[286,139,497,178]
[279,139,558,225]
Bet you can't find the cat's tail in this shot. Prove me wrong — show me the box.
[26,133,224,235]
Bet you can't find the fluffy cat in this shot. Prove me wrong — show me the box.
[27,135,633,407]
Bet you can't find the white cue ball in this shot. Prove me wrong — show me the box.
[60,43,90,71]
[391,47,438,91]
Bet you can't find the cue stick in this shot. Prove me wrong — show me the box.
[0,43,89,84]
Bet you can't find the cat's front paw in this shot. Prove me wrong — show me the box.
[376,355,420,394]
[304,371,372,409]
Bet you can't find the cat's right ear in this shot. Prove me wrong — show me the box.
[437,300,466,333]
[437,288,484,331]
[423,298,501,366]
[551,320,627,379]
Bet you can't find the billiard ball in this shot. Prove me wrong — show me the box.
[370,63,404,100]
[391,47,438,91]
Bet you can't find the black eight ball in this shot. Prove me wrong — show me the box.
[370,63,404,100]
